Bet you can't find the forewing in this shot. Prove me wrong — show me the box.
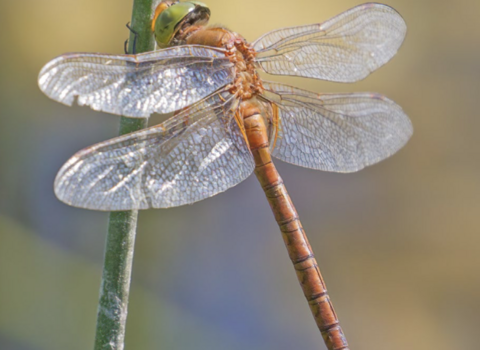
[253,3,406,82]
[38,46,234,117]
[54,91,255,210]
[262,82,412,172]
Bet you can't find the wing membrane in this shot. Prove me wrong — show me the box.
[253,3,406,82]
[54,91,255,210]
[262,81,412,172]
[38,46,234,117]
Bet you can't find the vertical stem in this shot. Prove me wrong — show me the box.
[94,1,155,349]
[94,211,139,350]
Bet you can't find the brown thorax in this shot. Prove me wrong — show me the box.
[180,27,264,101]
[224,37,264,101]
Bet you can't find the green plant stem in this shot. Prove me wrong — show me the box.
[94,1,155,349]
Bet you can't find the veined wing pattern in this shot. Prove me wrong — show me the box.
[253,3,406,82]
[38,46,234,117]
[54,91,255,210]
[262,81,412,172]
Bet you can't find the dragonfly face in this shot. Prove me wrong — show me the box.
[153,1,211,47]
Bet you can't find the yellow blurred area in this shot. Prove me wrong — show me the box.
[1,0,479,350]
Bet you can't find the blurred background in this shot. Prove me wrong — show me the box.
[1,0,479,349]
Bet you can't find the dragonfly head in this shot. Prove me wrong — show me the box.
[153,1,210,47]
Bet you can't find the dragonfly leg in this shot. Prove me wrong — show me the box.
[124,22,139,54]
[234,110,249,148]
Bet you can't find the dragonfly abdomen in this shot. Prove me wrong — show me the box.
[243,104,350,350]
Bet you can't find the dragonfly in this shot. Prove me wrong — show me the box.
[38,2,412,349]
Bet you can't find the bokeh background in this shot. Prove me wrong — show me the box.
[1,0,479,349]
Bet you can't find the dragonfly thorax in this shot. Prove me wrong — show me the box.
[227,38,264,100]
[185,26,264,100]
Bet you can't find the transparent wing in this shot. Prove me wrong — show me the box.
[253,3,406,82]
[38,46,234,117]
[262,81,412,172]
[54,91,255,210]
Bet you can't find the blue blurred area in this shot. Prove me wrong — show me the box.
[1,1,480,350]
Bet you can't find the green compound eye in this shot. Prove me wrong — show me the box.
[154,1,210,47]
